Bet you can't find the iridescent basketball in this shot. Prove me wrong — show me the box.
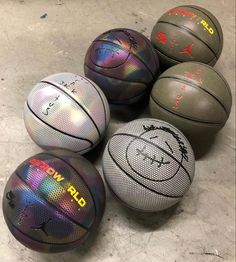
[24,73,110,153]
[84,28,160,104]
[2,150,105,253]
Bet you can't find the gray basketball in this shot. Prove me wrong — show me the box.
[24,73,110,154]
[102,118,195,212]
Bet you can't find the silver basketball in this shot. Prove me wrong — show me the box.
[102,118,195,212]
[24,73,110,153]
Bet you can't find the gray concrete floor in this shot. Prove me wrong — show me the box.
[0,0,235,261]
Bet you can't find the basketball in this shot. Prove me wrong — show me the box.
[84,28,160,104]
[24,73,110,153]
[2,150,105,253]
[151,5,223,68]
[102,119,195,212]
[149,62,232,138]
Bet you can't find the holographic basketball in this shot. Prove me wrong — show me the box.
[84,28,160,104]
[151,5,223,68]
[103,119,195,212]
[24,73,110,154]
[2,150,105,253]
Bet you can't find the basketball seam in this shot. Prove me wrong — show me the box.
[155,46,216,65]
[178,5,222,49]
[156,21,217,57]
[26,102,94,147]
[111,133,192,183]
[103,171,174,212]
[150,95,222,125]
[185,61,232,98]
[84,77,108,128]
[108,89,147,104]
[41,80,101,139]
[106,144,185,198]
[91,39,155,79]
[89,43,131,69]
[3,212,89,246]
[43,152,98,223]
[84,64,148,85]
[14,170,90,230]
[157,76,229,117]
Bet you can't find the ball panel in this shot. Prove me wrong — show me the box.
[94,28,159,75]
[24,104,93,153]
[151,78,228,123]
[160,62,232,115]
[84,65,147,104]
[149,96,222,136]
[46,149,106,228]
[156,6,221,54]
[3,174,88,245]
[42,73,110,136]
[103,146,181,212]
[86,50,154,84]
[151,23,216,63]
[27,82,100,142]
[16,153,96,228]
[181,5,224,57]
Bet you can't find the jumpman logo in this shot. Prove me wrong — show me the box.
[6,190,16,208]
[31,218,52,236]
[180,44,194,58]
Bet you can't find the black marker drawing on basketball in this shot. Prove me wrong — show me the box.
[125,124,190,182]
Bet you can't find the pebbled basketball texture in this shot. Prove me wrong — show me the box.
[102,119,195,212]
[149,62,232,138]
[24,73,110,154]
[84,28,160,104]
[2,150,105,253]
[151,5,223,68]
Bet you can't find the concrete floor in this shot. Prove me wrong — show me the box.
[0,0,235,261]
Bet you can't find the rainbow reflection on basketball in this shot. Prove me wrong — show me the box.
[24,73,110,154]
[2,150,105,253]
[84,28,160,104]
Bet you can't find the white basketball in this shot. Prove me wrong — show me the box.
[24,73,110,153]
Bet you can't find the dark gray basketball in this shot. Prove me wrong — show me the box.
[149,62,232,138]
[102,118,195,212]
[151,5,223,68]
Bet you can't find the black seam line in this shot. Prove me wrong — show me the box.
[26,102,93,147]
[184,61,232,98]
[108,89,147,104]
[43,152,97,222]
[92,39,155,79]
[14,170,89,231]
[89,46,131,69]
[178,5,221,47]
[84,77,107,128]
[156,46,216,65]
[103,173,170,212]
[107,143,184,198]
[158,76,228,117]
[157,20,217,57]
[150,95,222,125]
[41,80,101,139]
[112,133,192,183]
[84,64,148,85]
[3,212,88,246]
